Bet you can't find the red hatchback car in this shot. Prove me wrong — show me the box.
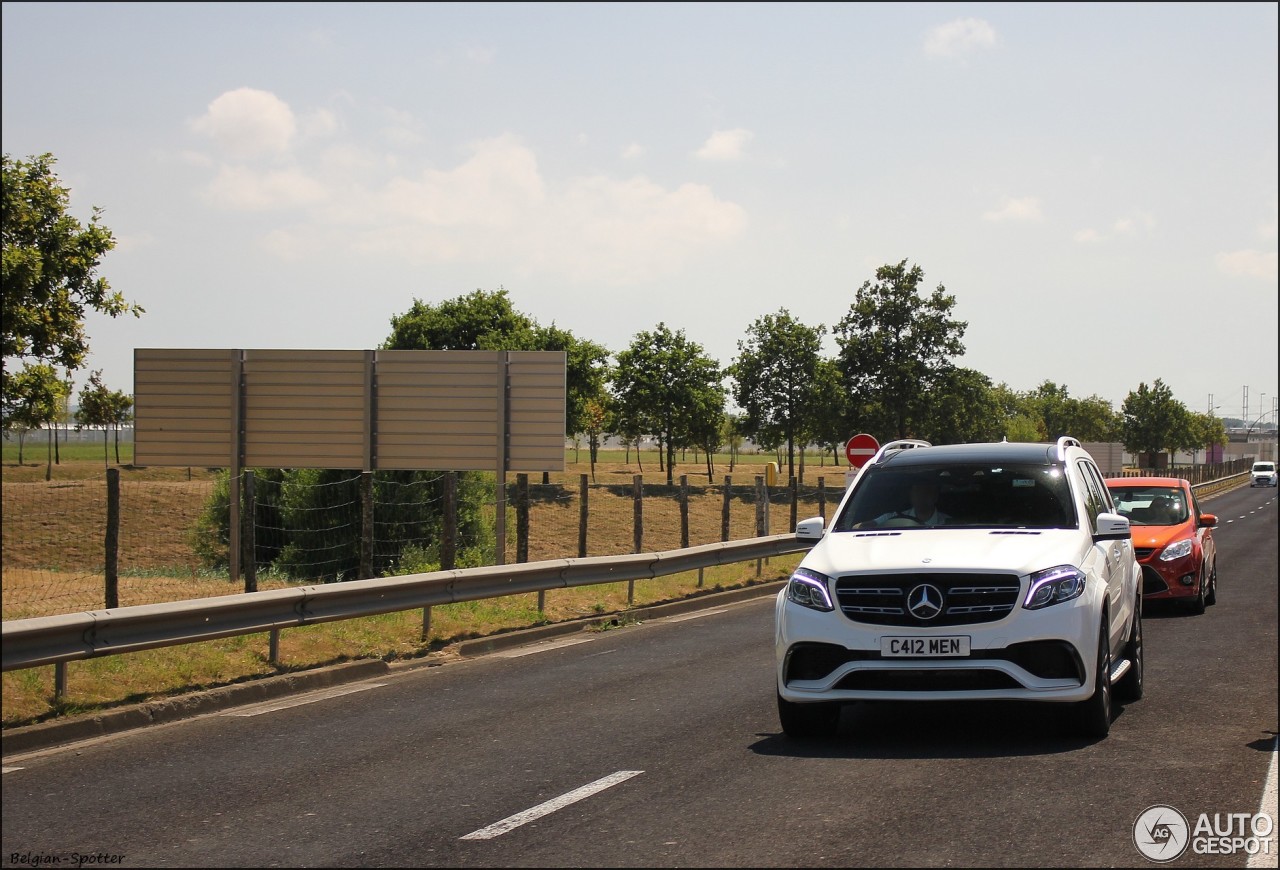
[1105,476,1218,614]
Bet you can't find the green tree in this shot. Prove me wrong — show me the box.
[3,362,68,478]
[2,153,142,408]
[1120,379,1188,468]
[108,389,134,465]
[74,369,114,467]
[612,323,725,484]
[833,260,967,441]
[925,367,1004,443]
[385,287,610,451]
[808,358,849,466]
[730,309,825,483]
[1187,411,1228,464]
[1023,381,1120,442]
[581,396,610,482]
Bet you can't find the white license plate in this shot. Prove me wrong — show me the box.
[881,636,971,657]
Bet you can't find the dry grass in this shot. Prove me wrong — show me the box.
[1,447,836,727]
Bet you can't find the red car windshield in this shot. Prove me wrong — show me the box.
[1108,487,1188,526]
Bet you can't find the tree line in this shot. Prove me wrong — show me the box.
[3,151,1228,489]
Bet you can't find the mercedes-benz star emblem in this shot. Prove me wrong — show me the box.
[907,584,944,620]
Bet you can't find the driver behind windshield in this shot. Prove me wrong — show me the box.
[870,479,951,527]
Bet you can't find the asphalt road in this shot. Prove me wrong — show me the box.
[2,485,1276,868]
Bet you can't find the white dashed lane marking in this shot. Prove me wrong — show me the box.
[461,770,644,840]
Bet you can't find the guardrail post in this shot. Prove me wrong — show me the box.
[105,467,120,609]
[269,629,280,667]
[578,474,589,558]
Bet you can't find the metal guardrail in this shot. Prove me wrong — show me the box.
[1,534,814,672]
[2,472,1249,674]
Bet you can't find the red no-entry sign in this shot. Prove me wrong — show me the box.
[845,433,880,468]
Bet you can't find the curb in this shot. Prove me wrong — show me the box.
[2,580,784,758]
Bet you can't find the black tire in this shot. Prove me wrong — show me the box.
[1115,595,1143,703]
[1073,617,1112,739]
[777,692,840,738]
[1205,559,1218,606]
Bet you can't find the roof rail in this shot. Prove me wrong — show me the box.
[1056,436,1081,461]
[869,438,932,466]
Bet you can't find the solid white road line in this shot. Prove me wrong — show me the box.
[494,636,596,658]
[1247,735,1279,869]
[460,770,644,840]
[222,682,386,716]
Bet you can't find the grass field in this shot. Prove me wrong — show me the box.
[2,442,836,727]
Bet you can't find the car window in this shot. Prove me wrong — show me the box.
[833,463,1074,530]
[1076,461,1109,528]
[1255,463,1275,472]
[1108,486,1189,525]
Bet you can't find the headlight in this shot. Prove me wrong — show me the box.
[1159,539,1194,561]
[1024,565,1087,609]
[787,567,834,612]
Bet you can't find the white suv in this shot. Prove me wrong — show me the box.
[1251,461,1277,487]
[776,437,1142,739]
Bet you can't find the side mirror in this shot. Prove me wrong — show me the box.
[1094,512,1131,541]
[796,516,825,541]
[1199,513,1218,528]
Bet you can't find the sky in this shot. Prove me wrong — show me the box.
[3,2,1277,426]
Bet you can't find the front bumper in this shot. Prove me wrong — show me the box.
[775,589,1100,704]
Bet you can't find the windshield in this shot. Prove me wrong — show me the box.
[1254,463,1275,473]
[832,463,1076,531]
[1108,486,1189,526]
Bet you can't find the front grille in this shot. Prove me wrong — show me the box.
[1134,547,1155,560]
[1140,565,1168,594]
[784,640,1085,686]
[834,573,1021,627]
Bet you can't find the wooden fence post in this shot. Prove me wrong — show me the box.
[818,476,827,523]
[359,471,373,580]
[721,475,731,543]
[243,470,257,594]
[679,475,690,549]
[516,473,529,564]
[105,467,120,610]
[578,474,589,558]
[755,475,766,576]
[789,475,798,532]
[441,472,457,571]
[630,475,643,604]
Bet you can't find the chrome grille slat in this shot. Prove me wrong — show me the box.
[835,573,1021,627]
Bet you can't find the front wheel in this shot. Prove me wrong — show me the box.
[777,692,840,738]
[1205,559,1218,606]
[1115,595,1143,703]
[1072,618,1112,739]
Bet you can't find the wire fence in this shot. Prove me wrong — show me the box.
[1,470,833,620]
[4,458,1250,621]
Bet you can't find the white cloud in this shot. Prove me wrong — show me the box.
[532,176,748,283]
[695,128,753,161]
[202,165,329,210]
[924,18,997,58]
[378,134,545,228]
[1260,201,1278,241]
[1074,228,1101,243]
[189,88,296,159]
[1216,249,1278,281]
[983,197,1042,222]
[621,143,645,160]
